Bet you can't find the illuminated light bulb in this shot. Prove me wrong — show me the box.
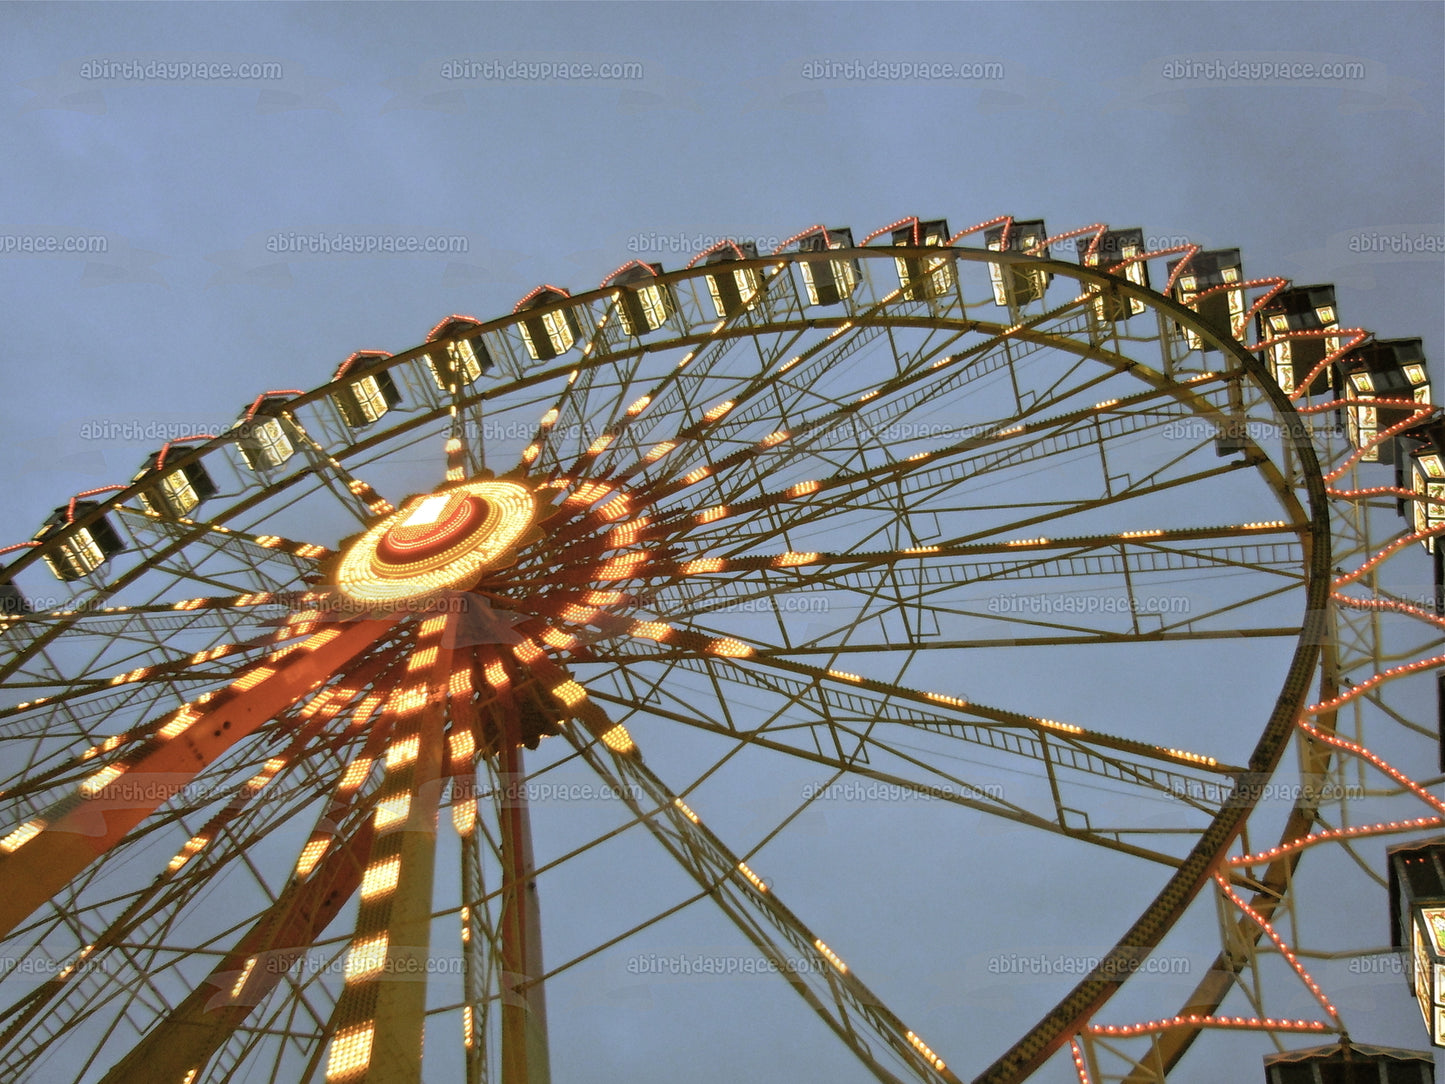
[926,692,967,709]
[598,496,629,520]
[904,546,939,555]
[737,861,768,892]
[827,669,862,683]
[79,765,125,798]
[585,589,624,605]
[408,646,439,671]
[608,518,649,548]
[629,621,671,642]
[760,430,788,447]
[0,820,45,853]
[697,505,729,524]
[1094,399,1119,410]
[906,451,931,461]
[904,1031,946,1072]
[566,481,613,505]
[453,796,477,835]
[513,641,544,663]
[552,680,587,707]
[683,467,711,485]
[673,797,700,823]
[295,543,327,559]
[167,834,209,873]
[390,684,429,715]
[560,603,599,624]
[540,627,577,649]
[448,728,476,763]
[997,425,1025,436]
[599,723,635,753]
[858,389,880,402]
[361,856,401,900]
[230,957,257,1000]
[386,735,420,769]
[463,1005,475,1048]
[159,707,201,740]
[702,400,735,423]
[681,558,726,574]
[786,480,820,498]
[448,668,474,698]
[375,794,412,831]
[778,355,803,373]
[813,939,848,974]
[1039,719,1085,735]
[296,838,330,877]
[626,395,651,416]
[346,934,389,982]
[232,666,276,692]
[539,408,560,428]
[483,660,510,688]
[586,433,614,455]
[706,638,754,658]
[1119,529,1165,539]
[772,551,819,567]
[418,615,448,637]
[172,597,206,611]
[326,1023,375,1081]
[644,441,676,462]
[522,443,541,463]
[1005,537,1048,547]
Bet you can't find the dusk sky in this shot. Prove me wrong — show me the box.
[0,3,1442,1081]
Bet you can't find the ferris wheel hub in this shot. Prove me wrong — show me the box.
[334,480,537,608]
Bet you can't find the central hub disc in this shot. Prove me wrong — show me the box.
[335,480,536,607]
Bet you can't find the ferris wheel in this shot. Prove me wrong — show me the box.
[0,215,1440,1083]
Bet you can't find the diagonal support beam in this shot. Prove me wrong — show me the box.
[0,618,395,941]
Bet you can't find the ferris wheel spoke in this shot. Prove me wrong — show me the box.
[318,619,453,1084]
[0,618,394,942]
[92,814,378,1084]
[558,712,963,1084]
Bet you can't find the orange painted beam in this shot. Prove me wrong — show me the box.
[0,617,394,940]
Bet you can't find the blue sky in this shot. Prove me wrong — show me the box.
[0,2,1441,1081]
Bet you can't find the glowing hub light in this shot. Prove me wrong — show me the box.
[326,1023,374,1081]
[335,480,536,608]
